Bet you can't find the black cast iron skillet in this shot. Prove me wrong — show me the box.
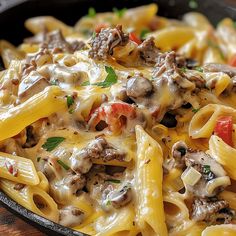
[0,0,235,235]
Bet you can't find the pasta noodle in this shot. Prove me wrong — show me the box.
[0,2,235,235]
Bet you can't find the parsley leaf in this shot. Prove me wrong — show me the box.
[88,7,96,18]
[81,66,117,88]
[81,81,90,86]
[234,21,236,29]
[42,137,65,152]
[50,80,59,85]
[112,7,127,18]
[202,165,211,174]
[180,67,187,73]
[140,29,150,40]
[105,179,121,184]
[69,108,74,114]
[192,108,200,113]
[57,159,70,170]
[189,0,198,9]
[67,95,74,108]
[194,66,203,72]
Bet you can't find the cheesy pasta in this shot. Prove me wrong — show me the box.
[0,3,236,236]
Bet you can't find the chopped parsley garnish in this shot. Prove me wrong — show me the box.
[208,40,225,60]
[92,31,96,39]
[194,66,203,72]
[202,165,211,174]
[189,0,198,9]
[69,108,74,114]
[140,29,150,40]
[88,7,96,18]
[67,95,74,108]
[106,200,111,206]
[192,108,200,113]
[50,80,59,85]
[105,179,121,184]
[42,137,65,151]
[81,66,117,88]
[57,159,70,170]
[180,67,187,73]
[202,165,215,181]
[37,157,41,162]
[81,81,90,86]
[112,7,127,18]
[234,21,236,29]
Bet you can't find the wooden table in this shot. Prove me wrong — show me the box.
[0,203,46,236]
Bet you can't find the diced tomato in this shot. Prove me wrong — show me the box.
[95,23,109,33]
[214,116,233,146]
[129,32,142,45]
[88,102,136,133]
[229,54,236,67]
[5,160,18,177]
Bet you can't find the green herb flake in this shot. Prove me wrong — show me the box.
[69,108,74,114]
[81,66,117,88]
[202,165,211,174]
[81,81,90,86]
[67,95,74,108]
[50,80,59,85]
[92,32,96,39]
[189,0,198,9]
[37,157,41,162]
[42,137,65,152]
[57,159,70,170]
[112,7,127,18]
[180,67,187,73]
[195,66,203,73]
[233,21,236,29]
[106,200,111,206]
[105,179,121,184]
[192,108,200,113]
[140,29,150,40]
[88,7,96,18]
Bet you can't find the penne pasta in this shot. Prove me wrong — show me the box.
[135,125,168,236]
[0,152,39,185]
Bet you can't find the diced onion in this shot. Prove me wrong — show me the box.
[181,166,202,186]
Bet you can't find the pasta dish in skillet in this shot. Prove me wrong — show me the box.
[0,3,236,235]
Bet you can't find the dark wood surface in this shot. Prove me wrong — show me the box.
[0,203,46,236]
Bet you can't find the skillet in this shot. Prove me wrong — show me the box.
[0,0,235,235]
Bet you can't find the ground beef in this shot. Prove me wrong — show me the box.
[191,198,235,224]
[89,25,129,60]
[137,37,160,66]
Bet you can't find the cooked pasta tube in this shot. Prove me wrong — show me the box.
[189,104,236,139]
[149,27,195,51]
[0,152,39,185]
[37,171,49,192]
[25,16,74,36]
[0,86,67,141]
[95,206,137,236]
[135,125,168,236]
[201,224,236,236]
[0,179,59,222]
[209,135,236,180]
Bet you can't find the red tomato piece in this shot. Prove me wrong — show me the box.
[214,116,233,146]
[129,32,142,45]
[229,54,236,67]
[88,102,136,132]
